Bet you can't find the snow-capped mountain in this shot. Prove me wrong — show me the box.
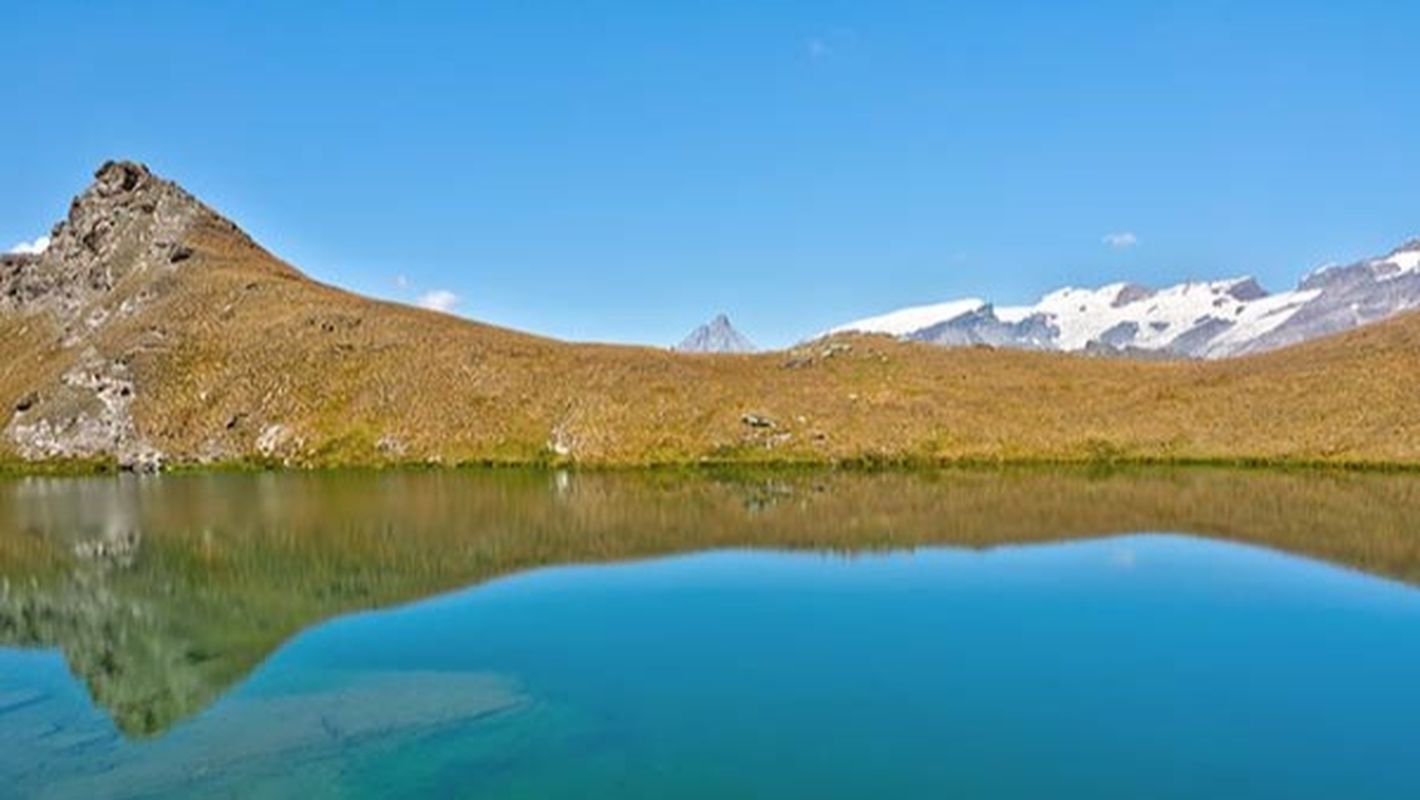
[675,313,757,353]
[827,239,1420,359]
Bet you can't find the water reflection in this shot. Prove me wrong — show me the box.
[2,466,1419,737]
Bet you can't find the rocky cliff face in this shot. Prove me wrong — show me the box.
[2,162,230,325]
[1,161,258,470]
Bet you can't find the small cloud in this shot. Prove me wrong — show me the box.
[1102,232,1139,249]
[806,37,831,59]
[394,274,410,289]
[8,235,50,255]
[417,289,460,314]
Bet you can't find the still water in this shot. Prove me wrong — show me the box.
[2,468,1419,798]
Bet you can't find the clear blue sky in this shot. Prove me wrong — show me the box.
[5,1,1418,347]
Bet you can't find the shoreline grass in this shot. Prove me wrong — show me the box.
[4,451,1420,480]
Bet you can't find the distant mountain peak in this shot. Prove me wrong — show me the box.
[675,313,756,353]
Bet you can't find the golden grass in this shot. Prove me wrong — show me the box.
[2,213,1420,468]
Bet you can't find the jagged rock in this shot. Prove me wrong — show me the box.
[1,160,251,332]
[4,347,161,466]
[0,160,263,469]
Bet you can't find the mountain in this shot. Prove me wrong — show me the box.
[3,160,1420,470]
[829,241,1420,359]
[675,313,757,353]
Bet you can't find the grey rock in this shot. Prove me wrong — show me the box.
[1096,321,1140,348]
[676,314,757,353]
[909,305,1058,349]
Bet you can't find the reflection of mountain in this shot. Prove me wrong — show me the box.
[2,467,1420,736]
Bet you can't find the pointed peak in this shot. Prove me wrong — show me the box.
[1,160,276,322]
[675,313,757,353]
[93,160,154,196]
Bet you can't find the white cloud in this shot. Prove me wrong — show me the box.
[806,38,831,59]
[1102,232,1139,249]
[394,274,410,289]
[417,289,460,314]
[8,235,50,255]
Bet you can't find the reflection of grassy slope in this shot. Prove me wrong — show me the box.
[2,467,1419,735]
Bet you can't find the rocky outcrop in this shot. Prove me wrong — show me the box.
[2,161,235,327]
[1,160,250,470]
[6,347,163,471]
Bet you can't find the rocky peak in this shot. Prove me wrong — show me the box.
[675,313,757,353]
[1225,277,1268,302]
[2,160,263,471]
[1111,283,1155,308]
[1,160,252,325]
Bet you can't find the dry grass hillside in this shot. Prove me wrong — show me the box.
[2,161,1419,470]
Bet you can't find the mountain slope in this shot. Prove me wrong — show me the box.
[674,314,757,353]
[831,241,1420,359]
[3,161,1420,470]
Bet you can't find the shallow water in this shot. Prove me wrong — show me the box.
[2,468,1420,798]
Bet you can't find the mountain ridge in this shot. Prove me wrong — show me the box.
[3,160,1420,471]
[830,239,1420,359]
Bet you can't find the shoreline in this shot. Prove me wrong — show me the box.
[4,452,1419,479]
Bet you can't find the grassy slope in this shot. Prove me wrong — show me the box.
[2,212,1419,468]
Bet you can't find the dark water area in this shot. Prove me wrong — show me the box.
[2,467,1420,798]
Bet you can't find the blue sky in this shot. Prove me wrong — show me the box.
[5,1,1418,347]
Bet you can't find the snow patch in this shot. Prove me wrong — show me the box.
[827,298,987,337]
[1377,249,1420,276]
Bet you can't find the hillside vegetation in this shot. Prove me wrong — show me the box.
[2,162,1419,470]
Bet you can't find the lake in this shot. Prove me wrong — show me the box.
[2,468,1420,798]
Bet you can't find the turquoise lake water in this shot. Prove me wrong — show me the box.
[2,469,1420,797]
